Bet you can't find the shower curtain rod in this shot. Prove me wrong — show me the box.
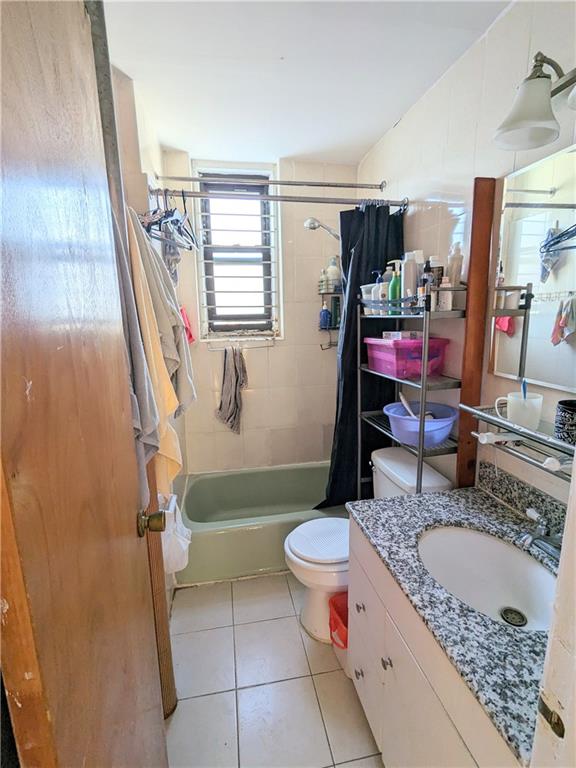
[155,174,387,191]
[150,187,407,208]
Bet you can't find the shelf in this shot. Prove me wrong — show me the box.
[360,411,458,457]
[361,310,465,320]
[460,404,575,457]
[491,308,528,317]
[319,325,340,332]
[360,365,461,390]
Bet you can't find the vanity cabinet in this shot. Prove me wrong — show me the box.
[349,551,476,767]
[348,519,519,768]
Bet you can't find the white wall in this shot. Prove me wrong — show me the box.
[358,0,576,502]
[172,153,357,473]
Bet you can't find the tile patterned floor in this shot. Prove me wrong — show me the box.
[167,573,381,768]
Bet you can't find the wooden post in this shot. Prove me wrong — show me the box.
[457,177,496,487]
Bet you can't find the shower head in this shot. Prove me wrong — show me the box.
[303,217,340,241]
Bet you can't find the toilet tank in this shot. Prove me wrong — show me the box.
[371,447,452,498]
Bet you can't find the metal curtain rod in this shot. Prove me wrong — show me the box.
[150,187,407,207]
[155,174,387,191]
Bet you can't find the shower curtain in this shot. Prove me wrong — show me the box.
[318,203,404,508]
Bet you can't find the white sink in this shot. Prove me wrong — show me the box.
[418,527,556,631]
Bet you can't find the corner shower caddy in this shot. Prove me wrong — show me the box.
[357,286,466,497]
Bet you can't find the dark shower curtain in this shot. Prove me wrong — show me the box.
[318,204,404,508]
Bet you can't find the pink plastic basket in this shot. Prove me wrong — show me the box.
[364,337,449,379]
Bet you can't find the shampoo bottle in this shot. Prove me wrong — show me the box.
[401,251,418,299]
[388,260,402,314]
[371,271,385,315]
[319,301,332,330]
[447,243,463,287]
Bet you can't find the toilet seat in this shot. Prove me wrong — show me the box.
[286,518,349,565]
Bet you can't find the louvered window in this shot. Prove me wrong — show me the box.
[196,173,280,338]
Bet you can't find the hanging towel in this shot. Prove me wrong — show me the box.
[113,212,159,510]
[128,208,196,417]
[540,225,562,283]
[180,306,195,344]
[551,300,565,346]
[495,315,516,337]
[559,296,576,342]
[215,347,248,434]
[127,212,182,496]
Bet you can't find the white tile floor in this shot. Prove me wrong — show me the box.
[167,573,380,768]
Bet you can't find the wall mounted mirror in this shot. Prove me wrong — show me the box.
[490,144,576,392]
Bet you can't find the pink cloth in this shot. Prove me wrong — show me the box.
[180,306,195,344]
[495,316,516,337]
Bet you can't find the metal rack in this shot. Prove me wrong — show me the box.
[357,287,466,497]
[461,403,574,482]
[491,283,533,379]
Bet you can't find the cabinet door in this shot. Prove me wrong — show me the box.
[380,615,477,768]
[348,620,384,750]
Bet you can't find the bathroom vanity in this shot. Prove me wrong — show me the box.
[346,488,559,768]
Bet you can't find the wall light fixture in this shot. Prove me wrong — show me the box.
[494,51,576,150]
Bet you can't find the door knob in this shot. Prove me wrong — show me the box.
[137,510,166,538]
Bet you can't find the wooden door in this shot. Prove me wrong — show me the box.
[1,3,167,766]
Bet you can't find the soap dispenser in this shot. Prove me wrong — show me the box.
[319,300,332,330]
[371,271,387,315]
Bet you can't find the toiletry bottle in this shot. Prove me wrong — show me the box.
[447,242,463,287]
[319,300,332,330]
[388,260,402,314]
[412,250,425,282]
[496,260,505,309]
[401,251,418,299]
[437,276,453,311]
[382,264,394,285]
[326,256,341,290]
[371,271,385,315]
[429,256,445,287]
[319,268,328,293]
[421,262,436,311]
[422,259,434,288]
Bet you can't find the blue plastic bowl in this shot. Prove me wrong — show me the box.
[383,401,458,448]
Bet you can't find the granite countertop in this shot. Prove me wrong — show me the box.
[346,487,557,766]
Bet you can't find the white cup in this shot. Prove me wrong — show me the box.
[495,392,543,430]
[504,290,521,310]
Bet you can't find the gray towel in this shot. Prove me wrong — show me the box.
[215,347,248,434]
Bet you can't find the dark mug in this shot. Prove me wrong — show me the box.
[554,400,576,445]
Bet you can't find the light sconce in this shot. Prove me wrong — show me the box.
[494,51,576,150]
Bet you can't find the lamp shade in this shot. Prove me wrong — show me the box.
[494,76,560,150]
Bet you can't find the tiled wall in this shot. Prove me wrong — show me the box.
[358,0,576,502]
[173,156,357,473]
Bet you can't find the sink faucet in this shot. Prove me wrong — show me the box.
[518,508,562,565]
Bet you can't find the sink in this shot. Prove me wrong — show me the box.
[418,527,556,631]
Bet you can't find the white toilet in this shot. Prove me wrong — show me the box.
[285,447,452,642]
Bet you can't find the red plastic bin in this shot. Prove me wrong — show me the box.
[329,591,348,650]
[364,337,449,380]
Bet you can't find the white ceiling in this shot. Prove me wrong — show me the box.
[105,1,508,164]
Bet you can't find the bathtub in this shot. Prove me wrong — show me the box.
[175,462,346,584]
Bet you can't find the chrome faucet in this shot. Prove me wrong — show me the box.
[518,508,562,565]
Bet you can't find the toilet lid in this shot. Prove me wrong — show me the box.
[289,518,349,564]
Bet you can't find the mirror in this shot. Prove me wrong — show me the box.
[491,144,576,392]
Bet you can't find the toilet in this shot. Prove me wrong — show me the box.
[285,447,452,642]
